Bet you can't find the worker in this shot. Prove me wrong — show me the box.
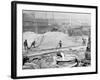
[24,40,28,50]
[59,40,62,48]
[82,38,86,46]
[31,40,36,48]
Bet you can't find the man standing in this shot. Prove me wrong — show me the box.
[82,38,86,46]
[24,40,28,50]
[59,40,62,48]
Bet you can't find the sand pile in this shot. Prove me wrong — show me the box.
[23,31,88,50]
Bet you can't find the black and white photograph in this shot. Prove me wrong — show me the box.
[11,1,97,79]
[22,10,91,69]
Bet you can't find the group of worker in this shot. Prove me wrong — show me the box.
[23,37,86,51]
[23,40,63,50]
[24,40,36,50]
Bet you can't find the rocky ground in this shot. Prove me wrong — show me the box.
[22,47,91,69]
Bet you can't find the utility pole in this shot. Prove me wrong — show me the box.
[33,12,38,33]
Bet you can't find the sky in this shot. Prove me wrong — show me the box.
[23,10,91,33]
